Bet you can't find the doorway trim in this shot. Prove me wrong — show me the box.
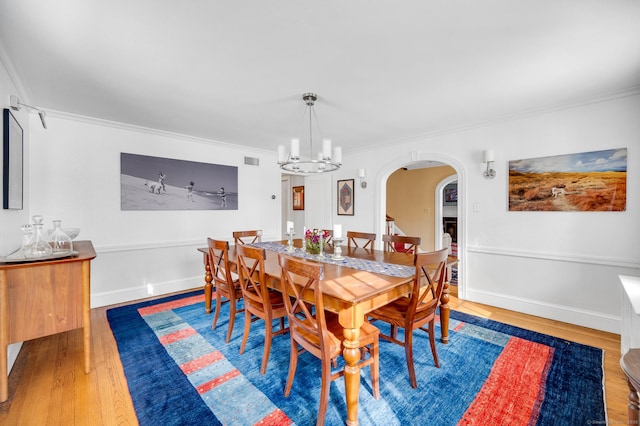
[435,174,458,251]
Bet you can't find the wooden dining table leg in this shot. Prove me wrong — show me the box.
[203,253,213,314]
[342,325,362,426]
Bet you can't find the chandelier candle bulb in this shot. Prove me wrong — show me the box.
[333,146,342,164]
[277,145,286,163]
[333,224,342,239]
[322,139,332,160]
[290,138,300,159]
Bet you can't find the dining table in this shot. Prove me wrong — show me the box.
[197,239,457,425]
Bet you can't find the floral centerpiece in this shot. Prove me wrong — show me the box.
[305,228,329,255]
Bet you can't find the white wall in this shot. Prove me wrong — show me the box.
[28,115,282,307]
[0,55,32,377]
[319,93,640,334]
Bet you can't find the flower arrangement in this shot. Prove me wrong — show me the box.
[305,228,329,255]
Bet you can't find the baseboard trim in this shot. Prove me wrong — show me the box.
[91,276,203,308]
[465,288,620,335]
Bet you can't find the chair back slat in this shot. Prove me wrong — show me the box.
[347,231,376,250]
[382,234,421,254]
[233,229,263,245]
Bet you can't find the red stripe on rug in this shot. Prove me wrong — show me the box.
[138,294,204,316]
[180,350,225,375]
[254,409,293,425]
[458,337,553,425]
[453,322,465,332]
[159,327,197,345]
[196,369,241,394]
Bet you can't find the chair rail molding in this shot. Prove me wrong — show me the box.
[466,244,640,269]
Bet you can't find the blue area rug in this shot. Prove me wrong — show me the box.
[107,290,606,425]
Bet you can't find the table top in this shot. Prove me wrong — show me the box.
[621,349,640,389]
[200,239,456,310]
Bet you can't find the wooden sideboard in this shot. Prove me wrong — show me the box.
[0,240,96,402]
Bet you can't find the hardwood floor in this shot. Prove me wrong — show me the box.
[0,290,629,425]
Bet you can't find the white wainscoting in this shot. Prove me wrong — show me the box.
[90,235,280,308]
[463,245,640,334]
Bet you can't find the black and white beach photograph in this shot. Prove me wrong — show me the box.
[120,153,238,211]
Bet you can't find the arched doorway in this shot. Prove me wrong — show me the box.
[378,157,464,297]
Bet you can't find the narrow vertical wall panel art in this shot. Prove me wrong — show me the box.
[337,179,354,215]
[3,109,23,210]
[120,153,238,211]
[508,148,626,212]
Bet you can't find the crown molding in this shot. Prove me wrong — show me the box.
[350,85,640,155]
[0,40,33,105]
[44,109,276,156]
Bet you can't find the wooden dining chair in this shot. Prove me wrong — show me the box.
[347,231,376,250]
[278,254,380,425]
[208,238,244,343]
[236,244,288,375]
[367,248,449,388]
[382,234,421,254]
[233,229,262,245]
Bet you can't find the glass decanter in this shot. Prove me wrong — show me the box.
[49,219,73,254]
[26,215,53,258]
[11,224,34,259]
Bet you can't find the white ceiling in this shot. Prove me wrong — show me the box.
[1,1,639,155]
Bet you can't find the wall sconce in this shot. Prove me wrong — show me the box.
[483,149,496,179]
[358,168,367,188]
[10,95,47,129]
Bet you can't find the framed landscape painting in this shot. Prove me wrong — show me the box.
[120,153,238,211]
[508,148,627,212]
[337,179,354,215]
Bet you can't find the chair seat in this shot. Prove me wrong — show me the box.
[266,288,286,310]
[369,298,411,326]
[296,318,343,360]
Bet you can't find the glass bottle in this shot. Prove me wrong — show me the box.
[13,224,33,259]
[49,220,73,254]
[26,215,53,258]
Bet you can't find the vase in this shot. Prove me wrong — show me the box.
[306,240,320,255]
[50,220,73,254]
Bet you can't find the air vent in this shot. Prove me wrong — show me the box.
[244,156,259,166]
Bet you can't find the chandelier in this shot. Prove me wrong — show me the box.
[278,93,342,173]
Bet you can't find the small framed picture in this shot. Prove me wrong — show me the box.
[3,109,24,210]
[337,179,354,215]
[292,185,304,210]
